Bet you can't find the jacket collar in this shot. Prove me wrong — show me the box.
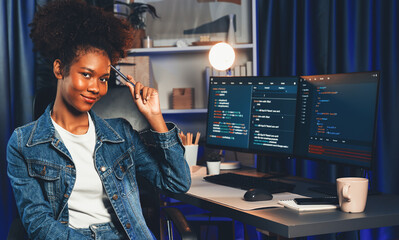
[27,104,124,146]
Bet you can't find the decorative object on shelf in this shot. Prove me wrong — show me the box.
[176,39,189,48]
[183,14,233,35]
[209,42,235,71]
[227,14,236,45]
[172,88,194,109]
[142,35,153,48]
[200,35,211,42]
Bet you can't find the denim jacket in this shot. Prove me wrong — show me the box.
[7,105,191,239]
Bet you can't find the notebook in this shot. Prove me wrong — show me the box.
[278,199,338,212]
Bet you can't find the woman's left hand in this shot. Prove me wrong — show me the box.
[125,75,168,132]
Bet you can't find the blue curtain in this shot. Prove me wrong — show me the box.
[257,0,398,239]
[0,0,35,238]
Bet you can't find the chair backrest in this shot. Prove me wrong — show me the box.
[33,86,57,120]
[7,218,27,240]
[92,87,150,131]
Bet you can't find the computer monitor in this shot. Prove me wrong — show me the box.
[294,71,380,169]
[206,71,380,170]
[206,76,299,156]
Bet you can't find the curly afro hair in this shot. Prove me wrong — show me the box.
[29,0,133,75]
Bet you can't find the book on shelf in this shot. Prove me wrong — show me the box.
[234,65,241,76]
[246,61,253,76]
[239,65,246,76]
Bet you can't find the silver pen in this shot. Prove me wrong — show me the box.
[110,65,135,86]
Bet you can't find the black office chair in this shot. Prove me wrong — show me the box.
[7,86,197,240]
[7,218,27,240]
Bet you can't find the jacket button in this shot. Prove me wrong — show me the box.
[100,166,106,172]
[126,223,131,229]
[64,194,69,198]
[40,166,46,176]
[112,194,118,200]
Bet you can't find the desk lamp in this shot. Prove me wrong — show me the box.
[209,42,235,73]
[208,42,240,170]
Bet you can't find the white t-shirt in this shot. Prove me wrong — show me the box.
[52,113,113,229]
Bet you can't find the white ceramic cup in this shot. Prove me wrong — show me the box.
[206,161,221,175]
[184,145,198,167]
[336,177,369,213]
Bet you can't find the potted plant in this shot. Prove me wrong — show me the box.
[118,1,159,48]
[207,151,223,162]
[127,2,159,30]
[206,150,223,175]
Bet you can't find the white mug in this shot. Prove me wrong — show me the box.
[336,177,369,213]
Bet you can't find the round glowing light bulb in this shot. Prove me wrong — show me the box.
[208,42,235,71]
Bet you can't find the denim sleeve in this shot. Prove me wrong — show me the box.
[133,122,191,193]
[7,130,88,240]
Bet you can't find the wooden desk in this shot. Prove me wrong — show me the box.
[167,168,399,238]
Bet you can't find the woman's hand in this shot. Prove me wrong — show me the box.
[125,75,168,133]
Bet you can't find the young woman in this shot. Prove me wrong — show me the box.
[7,1,190,239]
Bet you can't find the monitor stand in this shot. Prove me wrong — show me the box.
[256,154,290,179]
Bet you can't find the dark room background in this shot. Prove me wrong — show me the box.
[1,0,398,239]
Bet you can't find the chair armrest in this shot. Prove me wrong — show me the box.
[162,207,197,240]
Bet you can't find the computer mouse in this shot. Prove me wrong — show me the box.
[244,188,273,201]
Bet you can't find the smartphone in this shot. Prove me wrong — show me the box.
[294,197,338,205]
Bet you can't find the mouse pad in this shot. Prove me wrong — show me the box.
[188,168,305,211]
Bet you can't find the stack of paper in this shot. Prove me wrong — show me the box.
[278,199,338,212]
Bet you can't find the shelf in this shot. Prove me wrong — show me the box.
[128,43,254,55]
[162,108,208,114]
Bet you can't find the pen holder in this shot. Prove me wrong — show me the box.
[184,145,198,167]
